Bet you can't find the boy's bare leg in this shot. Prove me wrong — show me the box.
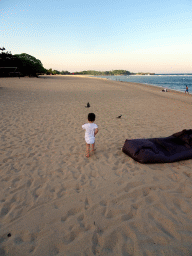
[86,143,90,157]
[91,143,96,152]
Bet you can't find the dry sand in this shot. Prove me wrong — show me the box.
[0,75,192,256]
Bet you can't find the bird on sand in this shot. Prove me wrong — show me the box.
[117,115,122,118]
[85,102,90,108]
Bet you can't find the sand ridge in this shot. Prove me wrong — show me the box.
[0,76,192,256]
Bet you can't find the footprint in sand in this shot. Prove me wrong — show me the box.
[121,211,134,221]
[14,236,24,245]
[77,213,84,222]
[85,197,90,210]
[61,206,83,222]
[91,226,104,255]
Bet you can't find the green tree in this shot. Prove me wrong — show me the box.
[0,47,15,63]
[46,68,53,75]
[61,70,70,75]
[52,70,60,75]
[73,70,132,76]
[0,47,19,76]
[14,53,46,76]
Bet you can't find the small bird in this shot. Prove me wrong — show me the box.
[117,115,122,119]
[85,102,90,108]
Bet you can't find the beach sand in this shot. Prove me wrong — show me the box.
[0,75,192,256]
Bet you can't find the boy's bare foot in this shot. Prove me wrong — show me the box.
[86,153,89,158]
[91,149,96,152]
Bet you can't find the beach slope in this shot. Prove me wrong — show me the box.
[0,76,192,256]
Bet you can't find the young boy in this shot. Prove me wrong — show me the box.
[185,86,189,94]
[82,113,98,158]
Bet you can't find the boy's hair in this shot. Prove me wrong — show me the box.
[88,113,95,122]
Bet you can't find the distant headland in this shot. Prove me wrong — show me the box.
[47,70,155,76]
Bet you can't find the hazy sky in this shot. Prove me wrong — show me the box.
[1,0,192,73]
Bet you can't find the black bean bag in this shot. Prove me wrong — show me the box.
[122,129,192,163]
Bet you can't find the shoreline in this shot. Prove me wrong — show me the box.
[40,74,191,95]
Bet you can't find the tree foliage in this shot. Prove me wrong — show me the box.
[0,48,19,76]
[14,53,46,76]
[73,70,132,76]
[46,69,70,75]
[45,69,134,76]
[0,47,15,63]
[0,47,46,77]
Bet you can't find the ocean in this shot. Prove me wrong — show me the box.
[97,74,192,93]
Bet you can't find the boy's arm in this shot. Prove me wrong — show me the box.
[94,128,98,136]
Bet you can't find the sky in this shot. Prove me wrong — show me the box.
[1,0,192,73]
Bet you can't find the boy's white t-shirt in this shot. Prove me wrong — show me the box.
[82,123,98,144]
